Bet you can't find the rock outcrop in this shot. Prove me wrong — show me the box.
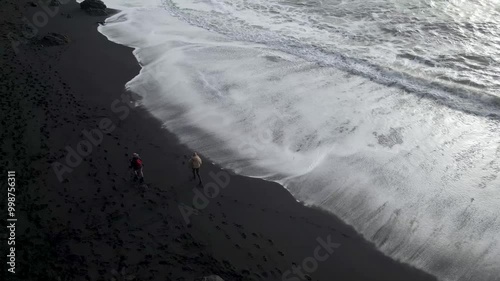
[79,0,108,16]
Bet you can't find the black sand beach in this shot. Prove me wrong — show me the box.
[1,1,438,280]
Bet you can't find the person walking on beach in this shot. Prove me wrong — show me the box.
[189,152,203,185]
[130,153,144,183]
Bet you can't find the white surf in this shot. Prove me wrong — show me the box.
[97,0,500,280]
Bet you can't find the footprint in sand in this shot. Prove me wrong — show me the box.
[341,233,351,238]
[240,269,251,276]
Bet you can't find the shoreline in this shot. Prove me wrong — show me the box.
[3,1,438,280]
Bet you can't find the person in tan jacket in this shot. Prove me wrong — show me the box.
[189,152,203,185]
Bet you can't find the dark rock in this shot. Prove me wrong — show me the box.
[27,1,37,7]
[50,0,61,6]
[80,0,107,15]
[85,8,108,16]
[40,33,70,46]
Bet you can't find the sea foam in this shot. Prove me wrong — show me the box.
[98,1,500,280]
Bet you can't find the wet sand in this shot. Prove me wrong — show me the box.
[0,1,438,280]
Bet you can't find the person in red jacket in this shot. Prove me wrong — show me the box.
[130,153,144,183]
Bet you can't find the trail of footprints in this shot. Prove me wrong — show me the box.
[196,198,351,280]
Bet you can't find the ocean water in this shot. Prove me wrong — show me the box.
[97,0,500,280]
